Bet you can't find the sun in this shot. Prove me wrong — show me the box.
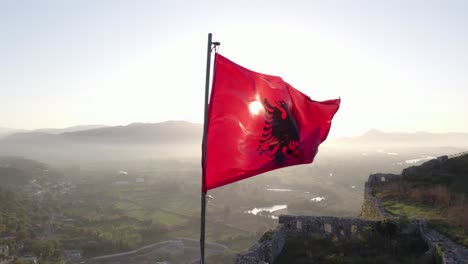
[249,101,263,115]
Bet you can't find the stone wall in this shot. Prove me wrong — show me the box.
[419,225,468,264]
[235,215,468,264]
[278,215,379,240]
[235,216,381,264]
[366,173,401,185]
[360,173,399,220]
[235,224,286,264]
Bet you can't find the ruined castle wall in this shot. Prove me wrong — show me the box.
[235,216,380,264]
[360,173,399,220]
[236,167,468,264]
[235,224,286,264]
[278,215,379,239]
[236,214,468,264]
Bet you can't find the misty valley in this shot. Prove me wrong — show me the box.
[1,122,467,263]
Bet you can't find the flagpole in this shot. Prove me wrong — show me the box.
[200,32,215,264]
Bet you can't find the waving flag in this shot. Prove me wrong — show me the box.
[203,54,340,191]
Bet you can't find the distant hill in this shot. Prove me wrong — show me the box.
[329,129,468,149]
[0,127,26,138]
[3,131,62,143]
[2,121,202,144]
[0,156,57,188]
[61,121,202,143]
[4,126,467,147]
[0,166,31,187]
[0,121,203,163]
[34,124,109,134]
[0,125,108,138]
[2,124,466,164]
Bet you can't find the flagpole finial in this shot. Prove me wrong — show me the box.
[211,41,220,53]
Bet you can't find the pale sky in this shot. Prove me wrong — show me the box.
[1,0,467,137]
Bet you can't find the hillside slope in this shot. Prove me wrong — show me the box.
[401,153,468,194]
[370,154,468,248]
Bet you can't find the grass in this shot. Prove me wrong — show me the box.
[377,191,468,248]
[382,199,445,221]
[113,201,142,211]
[149,210,187,226]
[126,209,148,221]
[435,243,443,264]
[161,199,199,216]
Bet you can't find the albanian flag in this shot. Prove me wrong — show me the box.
[203,54,340,191]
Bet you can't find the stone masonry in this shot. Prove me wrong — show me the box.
[235,216,380,264]
[360,173,400,220]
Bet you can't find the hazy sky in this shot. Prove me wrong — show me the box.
[1,0,467,137]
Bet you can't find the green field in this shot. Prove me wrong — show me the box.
[382,198,468,247]
[51,179,262,257]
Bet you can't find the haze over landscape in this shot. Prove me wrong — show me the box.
[2,0,468,137]
[1,1,468,264]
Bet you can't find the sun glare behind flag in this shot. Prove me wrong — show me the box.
[203,54,340,191]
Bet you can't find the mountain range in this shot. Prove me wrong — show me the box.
[3,124,467,145]
[1,122,467,164]
[1,121,203,144]
[329,129,468,148]
[0,125,108,139]
[35,124,109,134]
[0,121,204,163]
[0,127,26,138]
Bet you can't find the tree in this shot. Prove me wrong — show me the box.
[16,230,28,241]
[12,257,26,264]
[31,240,57,258]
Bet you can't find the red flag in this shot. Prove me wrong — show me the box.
[203,54,340,191]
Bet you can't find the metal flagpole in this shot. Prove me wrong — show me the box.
[200,33,219,264]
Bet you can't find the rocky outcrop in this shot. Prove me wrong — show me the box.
[402,155,449,178]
